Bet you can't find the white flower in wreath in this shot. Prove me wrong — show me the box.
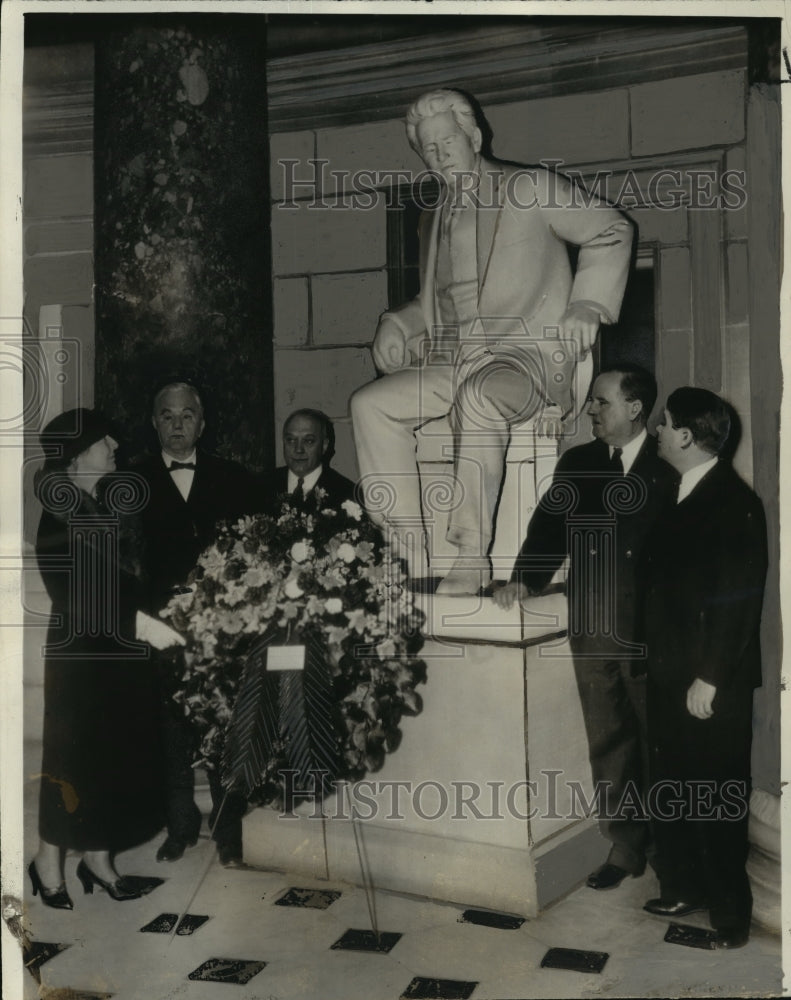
[344,608,367,634]
[337,542,357,564]
[354,541,375,562]
[341,499,363,521]
[284,576,304,599]
[290,540,311,563]
[216,610,244,635]
[242,565,267,588]
[325,597,343,614]
[279,601,299,621]
[199,546,225,576]
[303,594,323,617]
[325,624,348,647]
[376,637,397,659]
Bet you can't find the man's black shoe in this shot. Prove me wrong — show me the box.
[156,835,198,862]
[217,843,243,867]
[643,897,708,917]
[586,863,631,890]
[715,927,750,949]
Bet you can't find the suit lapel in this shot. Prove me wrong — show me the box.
[477,160,505,306]
[422,208,441,333]
[156,454,189,508]
[184,451,212,510]
[677,460,722,508]
[628,435,656,478]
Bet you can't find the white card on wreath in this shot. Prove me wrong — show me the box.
[267,645,305,671]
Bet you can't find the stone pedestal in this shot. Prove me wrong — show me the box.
[242,592,607,915]
[416,411,562,581]
[746,787,781,933]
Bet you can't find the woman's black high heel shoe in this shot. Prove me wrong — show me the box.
[75,860,143,901]
[28,861,73,910]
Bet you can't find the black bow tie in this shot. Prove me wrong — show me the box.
[169,461,196,471]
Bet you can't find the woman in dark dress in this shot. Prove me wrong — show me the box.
[30,409,185,908]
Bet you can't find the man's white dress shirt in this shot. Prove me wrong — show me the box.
[164,449,197,502]
[610,428,647,475]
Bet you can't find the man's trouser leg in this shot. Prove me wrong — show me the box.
[159,690,202,843]
[351,364,453,567]
[651,682,754,929]
[573,656,649,874]
[648,682,708,902]
[207,769,247,855]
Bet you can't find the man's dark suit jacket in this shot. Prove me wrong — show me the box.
[640,460,767,692]
[267,465,357,514]
[511,434,678,659]
[134,450,261,609]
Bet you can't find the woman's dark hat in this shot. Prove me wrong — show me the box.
[39,408,115,467]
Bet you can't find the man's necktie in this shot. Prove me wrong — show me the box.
[292,477,305,505]
[169,461,196,471]
[609,447,624,476]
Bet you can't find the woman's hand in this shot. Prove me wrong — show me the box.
[135,611,186,651]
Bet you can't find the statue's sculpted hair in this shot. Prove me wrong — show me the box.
[405,89,478,152]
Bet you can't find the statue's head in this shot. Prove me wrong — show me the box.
[405,89,483,182]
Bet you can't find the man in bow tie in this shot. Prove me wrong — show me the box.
[266,409,357,514]
[135,380,260,866]
[493,364,677,893]
[351,87,634,594]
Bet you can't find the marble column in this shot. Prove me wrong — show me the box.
[94,17,273,468]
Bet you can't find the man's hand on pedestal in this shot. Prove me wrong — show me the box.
[490,581,529,611]
[559,303,602,357]
[372,317,407,374]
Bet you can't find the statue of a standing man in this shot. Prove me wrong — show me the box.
[351,89,633,593]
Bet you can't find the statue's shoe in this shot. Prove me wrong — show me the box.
[435,556,492,596]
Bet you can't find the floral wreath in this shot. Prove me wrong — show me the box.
[164,494,426,805]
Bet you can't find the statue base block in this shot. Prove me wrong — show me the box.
[242,592,607,914]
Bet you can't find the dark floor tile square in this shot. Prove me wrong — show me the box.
[24,940,69,977]
[176,913,210,935]
[400,976,478,999]
[459,909,525,930]
[188,957,267,985]
[141,913,210,935]
[540,947,609,974]
[274,886,341,909]
[664,922,718,950]
[122,874,165,895]
[331,928,402,953]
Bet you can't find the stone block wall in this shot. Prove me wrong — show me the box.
[269,125,423,478]
[23,153,94,413]
[269,68,755,482]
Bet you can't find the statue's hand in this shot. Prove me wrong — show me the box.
[559,303,602,357]
[372,317,407,374]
